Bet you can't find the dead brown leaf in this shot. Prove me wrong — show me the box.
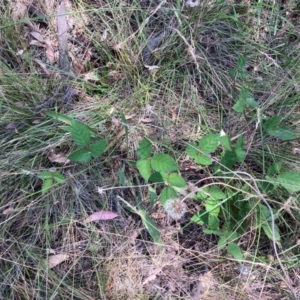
[142,268,163,285]
[45,40,56,63]
[30,31,44,43]
[30,40,45,47]
[292,148,300,155]
[140,117,154,123]
[46,254,69,269]
[82,71,100,82]
[83,211,120,224]
[47,150,70,164]
[3,208,16,215]
[107,128,126,150]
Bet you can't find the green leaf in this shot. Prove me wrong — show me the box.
[218,236,227,250]
[263,116,282,131]
[258,181,275,193]
[209,186,226,200]
[136,159,152,182]
[151,153,178,173]
[233,87,248,113]
[191,210,209,225]
[208,215,219,230]
[90,140,107,158]
[267,127,295,141]
[194,154,212,165]
[203,228,222,235]
[198,134,219,154]
[246,97,258,108]
[262,222,281,245]
[220,133,232,151]
[137,138,152,159]
[235,135,244,149]
[227,243,243,262]
[37,171,53,180]
[139,209,162,245]
[221,151,237,169]
[205,197,220,217]
[160,186,177,206]
[168,173,186,188]
[52,172,66,183]
[267,163,282,176]
[233,99,246,113]
[235,148,246,162]
[42,178,53,195]
[196,187,210,200]
[277,171,300,192]
[148,172,165,183]
[71,120,91,147]
[45,111,73,124]
[68,149,92,163]
[46,111,98,136]
[186,143,198,158]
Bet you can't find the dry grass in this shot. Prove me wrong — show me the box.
[1,0,300,299]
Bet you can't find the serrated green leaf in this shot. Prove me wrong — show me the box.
[191,210,209,225]
[246,97,258,108]
[68,149,91,163]
[148,172,165,183]
[263,116,282,131]
[205,198,220,217]
[203,228,222,235]
[186,143,198,158]
[257,181,275,193]
[198,134,219,154]
[196,187,210,200]
[227,243,243,262]
[42,178,53,195]
[218,236,227,250]
[221,150,238,169]
[208,215,219,230]
[139,209,162,245]
[52,172,66,183]
[233,99,246,113]
[136,159,152,182]
[71,120,91,147]
[235,135,244,149]
[160,186,177,206]
[137,138,152,159]
[194,155,212,165]
[37,171,53,180]
[90,140,107,158]
[168,173,186,188]
[220,134,232,151]
[209,186,226,200]
[151,153,178,173]
[277,171,300,192]
[267,163,282,176]
[235,148,246,162]
[267,127,295,141]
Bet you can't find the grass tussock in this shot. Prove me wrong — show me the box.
[1,0,300,299]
